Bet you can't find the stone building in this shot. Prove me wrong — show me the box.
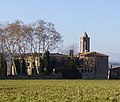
[11,53,41,75]
[12,53,69,75]
[24,53,41,75]
[4,32,109,79]
[78,32,109,79]
[109,67,120,79]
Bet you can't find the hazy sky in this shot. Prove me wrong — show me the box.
[0,0,120,60]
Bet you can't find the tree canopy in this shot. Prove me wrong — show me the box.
[0,19,63,56]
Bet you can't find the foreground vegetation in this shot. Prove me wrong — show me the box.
[0,80,120,102]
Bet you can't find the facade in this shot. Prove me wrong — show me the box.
[49,53,68,69]
[79,52,108,79]
[24,53,41,75]
[11,53,41,75]
[79,32,109,79]
[12,53,69,75]
[109,67,120,79]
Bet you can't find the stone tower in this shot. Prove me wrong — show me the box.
[80,32,90,53]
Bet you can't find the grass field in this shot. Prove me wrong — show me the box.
[0,80,120,102]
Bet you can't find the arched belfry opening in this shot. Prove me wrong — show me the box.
[80,32,90,53]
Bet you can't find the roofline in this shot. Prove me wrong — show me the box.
[80,51,109,57]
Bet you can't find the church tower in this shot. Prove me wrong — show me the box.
[80,32,90,53]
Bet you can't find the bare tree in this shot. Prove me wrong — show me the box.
[3,20,29,75]
[23,24,38,74]
[0,24,5,76]
[0,19,63,75]
[34,20,63,74]
[35,20,63,53]
[59,43,79,56]
[0,25,3,53]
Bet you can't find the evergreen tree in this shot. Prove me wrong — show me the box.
[39,57,44,74]
[44,50,50,74]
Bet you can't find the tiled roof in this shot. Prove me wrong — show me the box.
[80,52,109,57]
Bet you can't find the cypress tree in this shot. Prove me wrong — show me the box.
[44,50,50,74]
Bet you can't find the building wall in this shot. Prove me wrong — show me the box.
[80,37,90,53]
[79,67,94,79]
[109,68,120,79]
[79,56,108,79]
[95,57,108,79]
[25,56,40,75]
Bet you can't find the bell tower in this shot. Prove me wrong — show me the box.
[80,32,90,53]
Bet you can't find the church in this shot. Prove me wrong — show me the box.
[78,32,109,79]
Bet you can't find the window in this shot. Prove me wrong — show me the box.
[97,62,99,66]
[91,69,93,73]
[27,63,30,66]
[32,62,35,65]
[88,69,90,73]
[81,69,84,73]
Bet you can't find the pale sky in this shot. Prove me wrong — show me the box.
[0,0,120,61]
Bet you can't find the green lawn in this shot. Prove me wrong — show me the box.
[0,80,120,102]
